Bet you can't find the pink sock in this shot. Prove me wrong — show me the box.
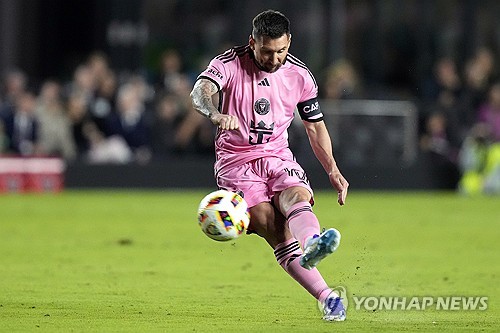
[286,202,320,248]
[274,239,332,303]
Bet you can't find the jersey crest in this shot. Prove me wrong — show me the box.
[254,98,271,115]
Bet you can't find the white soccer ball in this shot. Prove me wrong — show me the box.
[197,190,250,241]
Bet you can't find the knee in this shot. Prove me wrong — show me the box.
[277,186,312,214]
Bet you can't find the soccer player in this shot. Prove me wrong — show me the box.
[190,10,348,321]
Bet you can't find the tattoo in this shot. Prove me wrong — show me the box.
[190,79,219,119]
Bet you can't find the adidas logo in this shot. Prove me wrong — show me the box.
[258,78,270,86]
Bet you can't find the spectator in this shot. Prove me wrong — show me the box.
[475,47,498,84]
[67,91,94,156]
[66,64,96,104]
[87,51,111,89]
[458,48,497,132]
[420,113,452,158]
[156,49,185,96]
[458,125,500,195]
[0,119,8,154]
[69,63,114,134]
[322,59,362,100]
[84,121,132,164]
[458,83,500,195]
[2,90,39,156]
[105,83,151,164]
[170,73,214,154]
[36,80,76,161]
[90,68,117,123]
[476,82,500,142]
[420,57,464,163]
[1,68,27,110]
[87,52,119,128]
[419,57,462,143]
[150,93,183,158]
[128,74,155,114]
[422,57,462,103]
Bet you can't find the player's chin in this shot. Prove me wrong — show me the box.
[268,65,281,73]
[262,63,280,73]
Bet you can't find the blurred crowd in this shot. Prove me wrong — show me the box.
[0,50,213,165]
[321,47,500,193]
[1,47,500,192]
[416,48,500,194]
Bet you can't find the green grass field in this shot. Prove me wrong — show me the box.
[1,190,499,332]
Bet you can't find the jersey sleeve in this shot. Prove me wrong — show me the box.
[197,57,229,92]
[297,71,323,122]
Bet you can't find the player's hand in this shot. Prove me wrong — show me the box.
[210,113,239,130]
[329,170,349,206]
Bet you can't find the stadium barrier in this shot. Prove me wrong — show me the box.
[62,153,458,190]
[0,157,65,193]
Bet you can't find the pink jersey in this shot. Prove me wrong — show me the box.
[198,45,323,174]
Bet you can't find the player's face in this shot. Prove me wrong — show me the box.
[250,34,291,73]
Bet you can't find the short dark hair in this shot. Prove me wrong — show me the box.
[252,10,290,39]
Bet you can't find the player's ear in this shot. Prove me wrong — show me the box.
[249,35,255,50]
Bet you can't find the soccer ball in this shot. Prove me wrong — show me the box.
[197,190,250,241]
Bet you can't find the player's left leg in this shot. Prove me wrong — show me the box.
[247,201,290,248]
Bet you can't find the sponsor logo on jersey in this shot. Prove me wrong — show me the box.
[249,120,274,145]
[207,67,223,80]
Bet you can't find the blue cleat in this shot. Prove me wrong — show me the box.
[322,296,347,321]
[300,228,341,270]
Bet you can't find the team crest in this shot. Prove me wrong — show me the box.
[254,98,270,115]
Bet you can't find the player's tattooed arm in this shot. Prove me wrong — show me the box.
[190,79,239,130]
[190,79,219,121]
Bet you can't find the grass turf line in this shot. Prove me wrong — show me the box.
[0,190,498,332]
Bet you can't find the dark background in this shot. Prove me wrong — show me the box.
[1,0,499,189]
[2,0,499,94]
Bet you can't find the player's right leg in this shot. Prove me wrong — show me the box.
[249,203,344,321]
[274,185,341,270]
